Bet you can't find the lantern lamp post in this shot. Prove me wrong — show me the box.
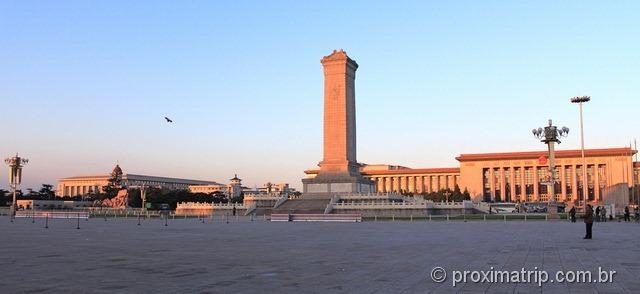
[532,120,569,218]
[5,154,29,221]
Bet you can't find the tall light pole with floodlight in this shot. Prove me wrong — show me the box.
[571,96,590,211]
[5,153,29,221]
[533,120,569,218]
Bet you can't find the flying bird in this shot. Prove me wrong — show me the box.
[164,117,173,123]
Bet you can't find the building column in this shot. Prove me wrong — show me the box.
[433,176,437,192]
[393,177,397,193]
[392,177,399,193]
[401,177,408,193]
[390,177,395,193]
[560,165,567,202]
[445,175,450,190]
[572,164,578,203]
[510,167,516,203]
[489,168,495,201]
[422,176,427,193]
[385,177,392,193]
[520,166,526,202]
[408,176,415,194]
[499,168,506,202]
[417,176,424,194]
[533,167,539,202]
[594,165,600,202]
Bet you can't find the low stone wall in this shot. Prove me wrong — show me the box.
[175,202,248,216]
[175,207,248,217]
[427,208,477,215]
[333,208,477,217]
[244,199,277,208]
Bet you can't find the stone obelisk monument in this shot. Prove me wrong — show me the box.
[302,50,374,196]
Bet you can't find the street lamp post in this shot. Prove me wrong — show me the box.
[5,153,29,221]
[533,120,569,219]
[140,184,147,211]
[571,96,590,211]
[443,191,452,203]
[129,184,148,210]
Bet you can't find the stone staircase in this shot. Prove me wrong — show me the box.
[271,199,330,214]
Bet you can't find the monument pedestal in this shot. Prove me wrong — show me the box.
[547,202,561,220]
[302,175,375,199]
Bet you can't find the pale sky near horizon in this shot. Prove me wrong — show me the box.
[1,1,639,191]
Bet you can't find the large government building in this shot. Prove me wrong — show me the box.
[306,147,639,204]
[57,167,296,198]
[56,166,215,197]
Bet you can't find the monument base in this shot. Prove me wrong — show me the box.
[547,202,561,220]
[302,176,375,199]
[274,175,375,214]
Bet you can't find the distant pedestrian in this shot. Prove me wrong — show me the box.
[584,204,594,239]
[601,206,607,223]
[232,205,237,216]
[624,206,630,222]
[635,207,640,222]
[569,206,577,223]
[595,206,601,222]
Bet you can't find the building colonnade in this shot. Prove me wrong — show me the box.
[367,174,460,194]
[480,163,609,203]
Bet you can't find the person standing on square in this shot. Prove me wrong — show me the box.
[584,204,594,239]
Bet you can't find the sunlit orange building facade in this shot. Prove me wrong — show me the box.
[306,147,639,204]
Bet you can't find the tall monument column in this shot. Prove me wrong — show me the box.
[319,49,359,177]
[302,49,374,196]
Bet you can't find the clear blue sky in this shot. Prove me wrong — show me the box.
[1,1,639,191]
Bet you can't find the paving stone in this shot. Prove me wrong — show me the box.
[0,217,638,293]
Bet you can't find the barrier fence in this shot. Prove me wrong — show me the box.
[363,213,570,222]
[2,208,629,223]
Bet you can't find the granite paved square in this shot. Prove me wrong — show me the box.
[0,216,638,293]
